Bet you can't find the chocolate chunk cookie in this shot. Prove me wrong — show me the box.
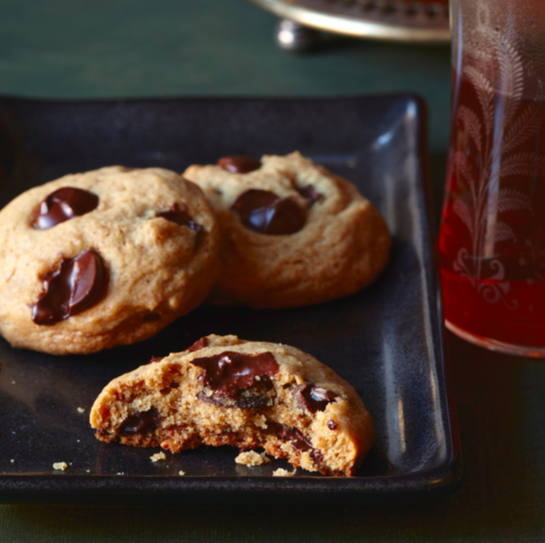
[0,166,220,355]
[90,334,375,476]
[183,152,391,309]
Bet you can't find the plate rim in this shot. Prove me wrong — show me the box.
[0,93,462,505]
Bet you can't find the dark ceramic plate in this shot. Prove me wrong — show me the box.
[0,95,461,505]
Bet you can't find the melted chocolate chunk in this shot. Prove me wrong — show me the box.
[187,337,208,352]
[277,426,312,453]
[298,185,324,207]
[297,384,338,413]
[218,155,261,174]
[32,249,107,325]
[157,203,203,247]
[231,189,305,235]
[198,376,275,409]
[327,420,338,431]
[118,408,160,436]
[278,426,323,463]
[197,389,271,409]
[33,187,99,230]
[191,350,279,399]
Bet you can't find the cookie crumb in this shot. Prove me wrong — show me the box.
[11,381,15,385]
[10,459,14,464]
[53,462,68,471]
[273,468,296,477]
[235,450,271,466]
[77,407,85,414]
[150,452,167,462]
[178,470,186,476]
[117,472,124,475]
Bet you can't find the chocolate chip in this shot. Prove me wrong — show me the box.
[191,350,279,399]
[32,249,107,325]
[277,426,312,453]
[277,426,324,464]
[187,337,208,352]
[198,376,275,409]
[218,155,261,174]
[231,189,306,235]
[297,384,338,413]
[118,408,160,436]
[298,185,323,207]
[327,420,338,431]
[157,203,203,247]
[33,187,99,230]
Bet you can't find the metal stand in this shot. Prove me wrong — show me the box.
[251,0,450,49]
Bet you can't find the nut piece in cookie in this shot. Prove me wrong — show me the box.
[0,166,220,355]
[90,334,375,476]
[183,152,391,309]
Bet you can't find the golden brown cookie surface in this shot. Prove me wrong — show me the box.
[90,334,375,476]
[184,152,391,309]
[0,166,220,355]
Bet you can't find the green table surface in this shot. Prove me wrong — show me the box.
[2,1,545,541]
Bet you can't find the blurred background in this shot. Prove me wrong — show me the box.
[0,0,451,220]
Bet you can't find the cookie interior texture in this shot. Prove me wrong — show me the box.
[90,334,375,476]
[183,151,391,309]
[0,166,220,355]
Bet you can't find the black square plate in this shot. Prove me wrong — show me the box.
[0,95,461,505]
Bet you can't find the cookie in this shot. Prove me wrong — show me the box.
[183,152,391,309]
[0,166,220,355]
[90,334,375,476]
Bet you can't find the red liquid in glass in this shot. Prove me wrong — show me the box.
[439,71,545,347]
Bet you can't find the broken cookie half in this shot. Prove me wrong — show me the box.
[89,334,374,476]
